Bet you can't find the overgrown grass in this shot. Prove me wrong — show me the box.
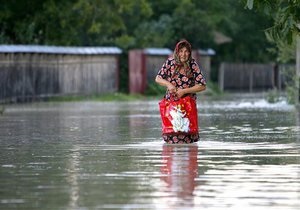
[46,81,223,102]
[285,76,299,104]
[278,66,299,104]
[0,106,4,115]
[205,82,223,96]
[48,93,146,102]
[266,88,281,103]
[144,81,166,96]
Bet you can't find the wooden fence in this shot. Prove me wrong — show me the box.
[218,62,296,92]
[0,45,121,103]
[218,62,276,91]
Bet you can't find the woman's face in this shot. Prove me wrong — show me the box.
[178,47,190,63]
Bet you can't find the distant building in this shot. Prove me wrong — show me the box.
[0,45,122,103]
[192,48,216,82]
[129,48,172,94]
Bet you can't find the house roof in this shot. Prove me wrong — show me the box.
[143,47,215,56]
[0,45,122,54]
[143,48,172,55]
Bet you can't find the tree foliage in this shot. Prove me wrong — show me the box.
[244,0,299,62]
[0,0,275,63]
[245,0,299,44]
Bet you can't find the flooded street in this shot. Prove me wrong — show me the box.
[0,93,299,210]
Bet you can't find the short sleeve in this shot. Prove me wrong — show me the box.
[191,60,206,86]
[157,58,173,80]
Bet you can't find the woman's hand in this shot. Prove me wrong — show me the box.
[167,84,177,94]
[155,76,177,94]
[175,84,206,98]
[176,88,186,98]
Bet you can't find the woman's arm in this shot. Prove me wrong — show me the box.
[155,75,177,94]
[176,84,206,98]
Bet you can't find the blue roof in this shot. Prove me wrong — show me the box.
[143,48,215,56]
[0,45,122,54]
[144,48,172,55]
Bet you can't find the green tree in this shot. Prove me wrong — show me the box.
[1,0,282,86]
[244,0,300,104]
[0,0,46,44]
[133,14,174,48]
[0,0,153,46]
[245,0,299,44]
[244,0,299,62]
[217,1,274,62]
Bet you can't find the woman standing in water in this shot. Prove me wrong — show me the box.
[155,39,206,144]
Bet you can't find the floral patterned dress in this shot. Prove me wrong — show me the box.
[157,57,206,144]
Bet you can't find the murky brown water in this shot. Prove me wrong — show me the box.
[0,94,299,209]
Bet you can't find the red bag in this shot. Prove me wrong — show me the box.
[159,95,198,135]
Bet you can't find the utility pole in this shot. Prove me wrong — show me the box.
[297,35,300,105]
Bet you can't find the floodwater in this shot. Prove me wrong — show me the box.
[0,93,299,210]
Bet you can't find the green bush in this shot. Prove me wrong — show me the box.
[266,89,281,103]
[144,81,166,96]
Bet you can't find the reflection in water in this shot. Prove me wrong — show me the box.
[160,144,199,208]
[66,145,80,210]
[0,97,299,209]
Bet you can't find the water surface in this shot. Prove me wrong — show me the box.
[0,94,299,209]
